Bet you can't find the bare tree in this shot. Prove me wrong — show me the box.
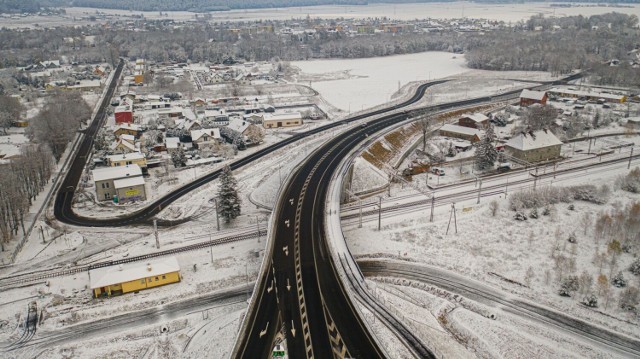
[0,95,23,135]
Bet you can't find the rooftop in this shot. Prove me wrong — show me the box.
[440,124,482,137]
[264,112,302,121]
[520,89,547,101]
[90,256,180,289]
[106,152,145,162]
[505,129,563,151]
[113,176,146,189]
[93,164,142,182]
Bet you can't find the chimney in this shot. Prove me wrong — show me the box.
[118,264,123,271]
[147,263,152,271]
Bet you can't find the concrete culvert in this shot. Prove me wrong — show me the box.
[160,325,169,333]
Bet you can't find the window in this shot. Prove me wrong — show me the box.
[162,275,166,280]
[101,183,105,189]
[106,182,110,188]
[104,193,110,200]
[155,276,159,281]
[140,279,145,284]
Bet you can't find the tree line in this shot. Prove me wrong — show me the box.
[0,144,54,251]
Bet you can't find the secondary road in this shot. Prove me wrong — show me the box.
[359,259,640,357]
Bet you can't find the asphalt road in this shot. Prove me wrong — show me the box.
[359,259,640,358]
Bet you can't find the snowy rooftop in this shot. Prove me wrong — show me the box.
[115,104,132,113]
[520,89,546,101]
[113,176,145,189]
[264,112,302,121]
[440,124,482,136]
[92,164,142,182]
[548,88,625,101]
[191,128,221,142]
[505,129,563,151]
[165,137,180,149]
[114,123,142,132]
[460,113,488,123]
[106,152,145,162]
[227,118,252,133]
[89,256,180,289]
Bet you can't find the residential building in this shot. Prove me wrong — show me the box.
[458,113,489,129]
[110,138,136,153]
[519,89,548,107]
[106,152,147,169]
[90,256,180,298]
[439,124,482,142]
[203,109,229,126]
[165,137,181,153]
[191,128,222,149]
[93,165,144,201]
[505,129,563,163]
[114,123,143,138]
[243,113,264,124]
[263,112,303,128]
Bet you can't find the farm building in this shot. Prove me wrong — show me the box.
[547,88,626,103]
[505,129,563,163]
[263,112,303,128]
[458,113,489,129]
[439,124,481,142]
[90,257,181,298]
[519,89,548,107]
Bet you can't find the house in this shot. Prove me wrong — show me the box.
[106,152,147,170]
[114,123,143,138]
[165,137,181,153]
[93,165,144,202]
[263,112,303,128]
[94,65,107,76]
[458,113,489,129]
[192,98,207,107]
[227,118,262,144]
[90,256,180,298]
[202,110,229,127]
[505,129,563,163]
[439,124,482,142]
[114,105,133,124]
[519,89,548,107]
[243,113,264,124]
[114,176,147,203]
[110,138,136,153]
[191,128,222,149]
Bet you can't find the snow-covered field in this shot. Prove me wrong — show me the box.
[291,52,467,111]
[62,3,640,23]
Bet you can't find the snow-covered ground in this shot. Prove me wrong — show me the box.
[2,45,638,358]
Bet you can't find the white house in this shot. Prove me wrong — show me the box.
[191,128,222,149]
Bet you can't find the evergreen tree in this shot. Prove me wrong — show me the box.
[474,124,498,171]
[217,165,241,223]
[171,147,186,168]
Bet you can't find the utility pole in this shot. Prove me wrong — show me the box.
[587,137,592,154]
[476,179,482,204]
[446,203,458,235]
[533,167,539,191]
[39,226,45,244]
[256,215,261,243]
[378,196,382,231]
[214,198,220,231]
[629,147,634,169]
[154,219,160,249]
[429,196,435,222]
[358,199,363,228]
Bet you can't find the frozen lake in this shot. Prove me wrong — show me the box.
[291,52,467,112]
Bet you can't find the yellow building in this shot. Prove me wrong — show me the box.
[106,152,147,169]
[90,257,181,298]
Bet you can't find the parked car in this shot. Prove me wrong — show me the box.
[431,167,445,176]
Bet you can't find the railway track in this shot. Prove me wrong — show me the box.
[0,229,265,289]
